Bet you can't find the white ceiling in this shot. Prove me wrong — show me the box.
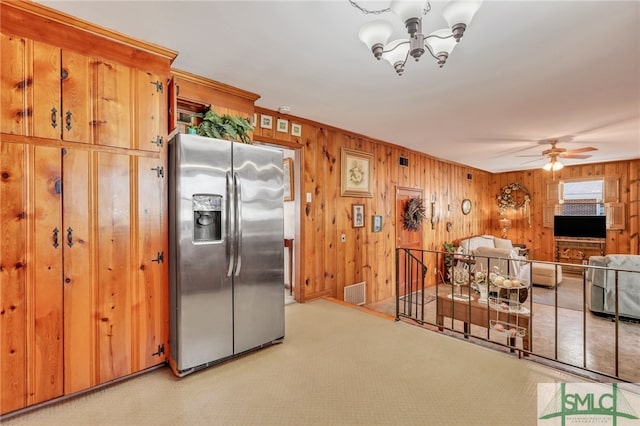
[39,0,640,173]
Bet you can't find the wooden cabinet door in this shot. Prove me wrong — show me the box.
[135,157,168,369]
[136,70,164,152]
[60,49,92,143]
[32,41,92,142]
[95,152,132,383]
[1,143,63,414]
[94,60,132,149]
[62,148,95,394]
[0,33,28,135]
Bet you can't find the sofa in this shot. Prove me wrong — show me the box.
[456,235,524,278]
[586,255,640,320]
[457,235,563,287]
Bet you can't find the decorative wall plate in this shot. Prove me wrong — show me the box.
[461,199,472,215]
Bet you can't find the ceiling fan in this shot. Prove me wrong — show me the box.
[518,140,598,170]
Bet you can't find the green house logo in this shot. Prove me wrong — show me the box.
[539,383,639,425]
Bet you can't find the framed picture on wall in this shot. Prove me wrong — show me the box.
[277,118,289,133]
[260,114,273,129]
[283,158,294,202]
[341,147,373,197]
[372,215,383,232]
[291,123,302,137]
[352,204,365,228]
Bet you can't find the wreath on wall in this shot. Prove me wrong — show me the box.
[496,182,531,215]
[402,198,427,231]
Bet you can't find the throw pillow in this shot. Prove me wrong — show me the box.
[494,237,514,250]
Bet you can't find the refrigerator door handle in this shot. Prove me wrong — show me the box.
[234,172,243,276]
[226,172,235,277]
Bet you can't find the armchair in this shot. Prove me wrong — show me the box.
[586,255,640,320]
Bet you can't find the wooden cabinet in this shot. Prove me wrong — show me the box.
[555,237,606,272]
[1,1,176,415]
[1,145,168,413]
[0,35,92,142]
[1,143,64,412]
[1,35,165,153]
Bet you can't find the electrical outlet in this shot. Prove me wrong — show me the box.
[341,234,346,243]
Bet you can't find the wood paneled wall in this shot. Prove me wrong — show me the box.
[251,109,493,304]
[178,80,638,305]
[492,160,640,261]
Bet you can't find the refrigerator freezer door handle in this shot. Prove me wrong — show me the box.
[234,172,243,276]
[226,172,235,277]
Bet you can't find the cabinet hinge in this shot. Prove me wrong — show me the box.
[151,166,164,178]
[151,251,164,263]
[150,80,163,93]
[152,344,165,357]
[151,136,163,148]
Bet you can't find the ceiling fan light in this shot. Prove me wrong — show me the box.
[553,160,565,171]
[543,161,553,171]
[358,20,394,50]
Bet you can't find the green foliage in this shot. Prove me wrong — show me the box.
[192,108,254,143]
[443,242,458,283]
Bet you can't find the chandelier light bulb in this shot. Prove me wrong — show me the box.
[442,0,483,42]
[426,29,457,66]
[358,20,394,59]
[390,0,427,35]
[382,39,410,74]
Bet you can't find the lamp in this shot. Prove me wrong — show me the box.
[498,218,511,239]
[355,0,483,75]
[543,158,564,171]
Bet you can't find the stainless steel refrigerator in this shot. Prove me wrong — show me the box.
[168,134,285,376]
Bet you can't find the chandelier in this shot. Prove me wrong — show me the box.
[354,0,483,75]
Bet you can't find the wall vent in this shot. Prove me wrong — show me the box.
[399,156,409,167]
[344,282,366,305]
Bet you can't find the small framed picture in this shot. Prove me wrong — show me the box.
[252,113,258,127]
[260,114,273,129]
[291,123,302,137]
[277,118,288,133]
[352,204,365,228]
[372,215,383,232]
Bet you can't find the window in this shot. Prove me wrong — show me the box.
[560,179,605,216]
[543,176,624,230]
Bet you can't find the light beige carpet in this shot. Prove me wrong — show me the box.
[2,298,597,426]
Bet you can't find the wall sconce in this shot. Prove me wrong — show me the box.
[430,195,438,230]
[498,218,512,239]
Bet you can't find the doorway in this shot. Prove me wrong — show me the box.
[395,186,425,297]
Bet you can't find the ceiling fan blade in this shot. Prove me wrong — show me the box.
[516,154,545,158]
[561,154,592,159]
[563,146,597,154]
